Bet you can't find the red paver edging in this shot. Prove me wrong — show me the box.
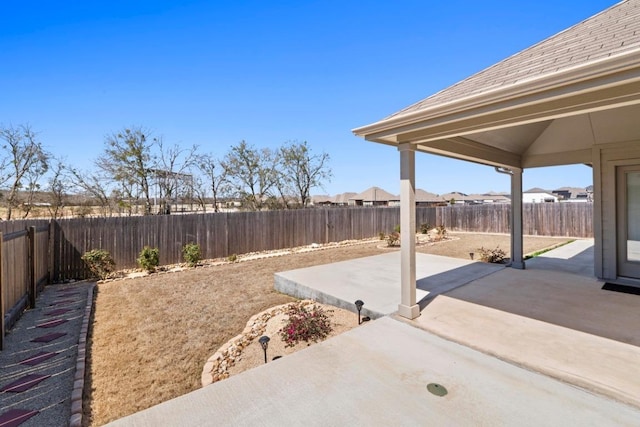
[44,308,72,316]
[0,408,39,426]
[0,374,50,393]
[19,351,58,366]
[69,282,95,427]
[36,318,68,328]
[30,332,66,343]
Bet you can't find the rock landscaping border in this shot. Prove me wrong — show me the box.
[101,239,379,284]
[201,300,318,387]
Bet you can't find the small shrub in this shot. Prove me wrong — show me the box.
[386,231,400,247]
[279,303,333,348]
[378,231,386,240]
[393,224,401,233]
[81,249,115,280]
[420,223,431,234]
[478,246,507,263]
[182,243,201,267]
[435,225,447,241]
[137,246,160,272]
[227,253,238,262]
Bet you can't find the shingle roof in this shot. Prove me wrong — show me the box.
[350,187,398,202]
[333,192,357,204]
[524,187,552,193]
[415,189,440,202]
[388,0,640,120]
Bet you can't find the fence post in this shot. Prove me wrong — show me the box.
[47,220,53,285]
[325,208,329,244]
[28,226,36,308]
[0,231,4,350]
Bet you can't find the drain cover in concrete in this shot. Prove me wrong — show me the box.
[427,383,448,397]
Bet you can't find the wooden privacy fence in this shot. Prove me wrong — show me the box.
[0,222,50,349]
[51,208,404,279]
[433,203,593,236]
[50,203,593,281]
[0,203,593,345]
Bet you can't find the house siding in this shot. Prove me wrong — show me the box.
[596,141,640,281]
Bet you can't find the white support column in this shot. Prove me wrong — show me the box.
[510,168,526,269]
[398,143,420,319]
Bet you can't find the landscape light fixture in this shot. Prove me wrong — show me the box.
[469,252,474,260]
[355,300,364,324]
[259,335,270,364]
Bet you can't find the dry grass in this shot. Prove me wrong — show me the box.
[84,233,571,426]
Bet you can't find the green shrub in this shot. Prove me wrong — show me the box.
[393,224,401,233]
[137,246,160,272]
[420,223,431,234]
[182,243,201,267]
[435,224,447,241]
[378,231,386,240]
[478,246,507,263]
[279,303,333,348]
[227,253,238,262]
[81,249,115,280]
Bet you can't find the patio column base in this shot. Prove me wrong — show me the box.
[510,260,526,270]
[397,303,420,320]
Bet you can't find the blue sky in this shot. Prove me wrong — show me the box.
[0,0,615,196]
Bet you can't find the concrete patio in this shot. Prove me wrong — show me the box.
[109,239,640,425]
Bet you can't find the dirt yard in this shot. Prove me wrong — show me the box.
[84,233,571,426]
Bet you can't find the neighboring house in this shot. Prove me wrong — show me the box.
[552,186,592,202]
[354,0,640,319]
[440,191,511,205]
[523,188,558,203]
[439,191,469,205]
[415,189,443,206]
[349,187,398,206]
[310,195,334,206]
[331,192,357,206]
[472,192,511,204]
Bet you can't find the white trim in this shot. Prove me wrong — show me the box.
[353,49,640,138]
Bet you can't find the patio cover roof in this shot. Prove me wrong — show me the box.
[353,0,640,169]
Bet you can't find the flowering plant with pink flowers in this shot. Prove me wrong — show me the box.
[279,303,333,348]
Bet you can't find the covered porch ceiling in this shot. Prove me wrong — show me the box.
[353,0,640,170]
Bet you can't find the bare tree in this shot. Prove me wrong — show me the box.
[0,124,49,220]
[279,140,331,207]
[197,153,230,212]
[69,167,114,217]
[191,176,209,212]
[224,141,278,211]
[46,157,69,218]
[96,127,155,215]
[153,140,198,214]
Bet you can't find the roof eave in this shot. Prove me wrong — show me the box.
[352,48,640,142]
